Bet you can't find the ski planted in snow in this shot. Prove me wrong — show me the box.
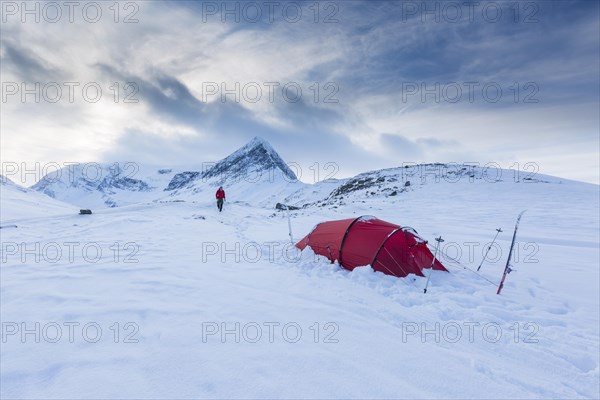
[497,210,526,295]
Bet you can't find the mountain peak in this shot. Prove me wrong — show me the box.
[240,136,278,158]
[202,137,297,183]
[247,136,271,148]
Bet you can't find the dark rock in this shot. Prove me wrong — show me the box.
[165,171,201,191]
[276,203,300,210]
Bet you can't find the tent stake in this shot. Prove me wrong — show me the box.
[424,236,444,294]
[326,246,334,263]
[477,228,503,271]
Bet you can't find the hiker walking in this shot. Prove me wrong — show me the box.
[216,186,226,212]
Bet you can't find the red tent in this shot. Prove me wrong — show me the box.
[296,216,448,278]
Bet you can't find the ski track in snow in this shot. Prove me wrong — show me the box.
[1,177,599,398]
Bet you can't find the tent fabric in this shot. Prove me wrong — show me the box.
[296,218,356,262]
[296,216,448,278]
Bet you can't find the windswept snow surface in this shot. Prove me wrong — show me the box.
[1,172,599,398]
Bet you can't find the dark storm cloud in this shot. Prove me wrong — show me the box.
[328,0,599,107]
[273,97,345,132]
[94,63,341,140]
[1,41,63,81]
[95,63,207,127]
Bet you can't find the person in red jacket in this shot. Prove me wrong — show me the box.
[215,186,226,212]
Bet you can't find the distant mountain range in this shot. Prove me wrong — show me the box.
[5,137,570,210]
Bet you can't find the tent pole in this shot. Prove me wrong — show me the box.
[424,236,444,294]
[286,206,294,244]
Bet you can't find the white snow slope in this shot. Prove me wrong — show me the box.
[1,175,77,222]
[1,166,599,399]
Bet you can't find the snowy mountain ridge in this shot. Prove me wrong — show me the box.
[282,162,567,209]
[24,137,585,211]
[30,162,178,209]
[27,137,302,208]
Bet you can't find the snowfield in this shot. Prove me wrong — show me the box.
[1,153,599,398]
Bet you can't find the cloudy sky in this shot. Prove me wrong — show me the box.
[1,0,599,184]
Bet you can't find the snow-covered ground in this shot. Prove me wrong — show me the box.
[1,162,598,399]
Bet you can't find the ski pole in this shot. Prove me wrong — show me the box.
[477,228,503,271]
[424,236,444,294]
[286,206,294,244]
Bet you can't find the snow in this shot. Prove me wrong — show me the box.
[1,175,77,222]
[1,149,599,398]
